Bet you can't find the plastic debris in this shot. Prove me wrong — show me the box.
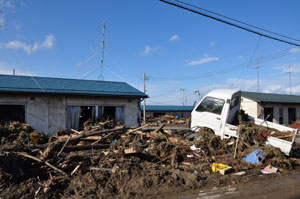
[211,163,233,175]
[190,144,204,153]
[242,149,265,164]
[261,165,278,174]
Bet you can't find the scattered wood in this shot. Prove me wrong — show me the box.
[57,135,71,156]
[151,124,165,134]
[126,124,150,134]
[71,164,81,176]
[17,152,67,176]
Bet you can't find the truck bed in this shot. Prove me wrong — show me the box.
[249,116,298,155]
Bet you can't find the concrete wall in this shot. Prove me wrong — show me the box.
[241,97,300,125]
[258,102,300,124]
[241,97,259,118]
[0,93,141,135]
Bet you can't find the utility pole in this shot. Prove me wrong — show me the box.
[195,90,201,102]
[180,88,185,106]
[288,65,292,94]
[256,57,260,92]
[99,21,106,80]
[143,72,147,123]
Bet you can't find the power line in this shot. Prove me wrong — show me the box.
[173,0,300,43]
[240,35,262,89]
[159,0,300,47]
[149,46,298,81]
[148,92,195,105]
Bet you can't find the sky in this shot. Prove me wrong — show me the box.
[0,0,300,106]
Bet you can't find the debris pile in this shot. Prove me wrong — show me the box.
[0,121,46,146]
[147,114,188,126]
[0,120,299,199]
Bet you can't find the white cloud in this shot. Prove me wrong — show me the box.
[0,0,15,8]
[289,48,299,53]
[188,56,219,66]
[263,84,284,93]
[209,41,216,46]
[0,34,55,54]
[169,34,179,42]
[143,45,152,55]
[142,45,160,56]
[238,55,244,59]
[288,84,300,93]
[0,62,36,76]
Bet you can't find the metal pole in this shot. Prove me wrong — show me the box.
[143,72,146,123]
[99,21,106,80]
[195,90,201,102]
[180,88,185,106]
[256,58,260,92]
[289,65,292,94]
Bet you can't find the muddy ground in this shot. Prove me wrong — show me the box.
[166,169,300,199]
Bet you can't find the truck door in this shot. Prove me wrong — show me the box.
[227,91,241,124]
[191,97,225,136]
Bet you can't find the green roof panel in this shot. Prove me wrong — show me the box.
[0,74,147,98]
[241,91,300,103]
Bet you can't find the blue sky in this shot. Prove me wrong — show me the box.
[0,0,300,105]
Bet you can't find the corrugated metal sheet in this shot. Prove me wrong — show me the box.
[0,74,147,98]
[141,105,194,111]
[242,91,300,103]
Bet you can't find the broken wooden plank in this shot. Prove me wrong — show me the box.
[126,124,149,134]
[17,152,67,176]
[71,164,81,176]
[57,135,71,156]
[152,124,165,134]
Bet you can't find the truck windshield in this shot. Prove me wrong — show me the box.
[195,97,225,115]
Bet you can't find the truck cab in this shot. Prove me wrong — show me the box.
[191,89,241,139]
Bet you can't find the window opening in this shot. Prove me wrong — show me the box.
[0,105,25,125]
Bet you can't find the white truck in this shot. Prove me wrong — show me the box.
[190,89,298,156]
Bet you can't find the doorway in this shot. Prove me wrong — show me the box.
[288,108,296,124]
[264,107,274,122]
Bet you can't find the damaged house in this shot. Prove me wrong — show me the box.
[0,74,147,135]
[241,91,300,125]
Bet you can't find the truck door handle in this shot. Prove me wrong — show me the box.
[216,117,221,120]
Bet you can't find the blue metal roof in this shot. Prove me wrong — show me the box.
[141,105,194,112]
[0,74,147,98]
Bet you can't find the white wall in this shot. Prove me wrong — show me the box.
[0,93,141,135]
[241,97,259,118]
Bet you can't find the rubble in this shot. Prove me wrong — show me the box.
[0,120,299,199]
